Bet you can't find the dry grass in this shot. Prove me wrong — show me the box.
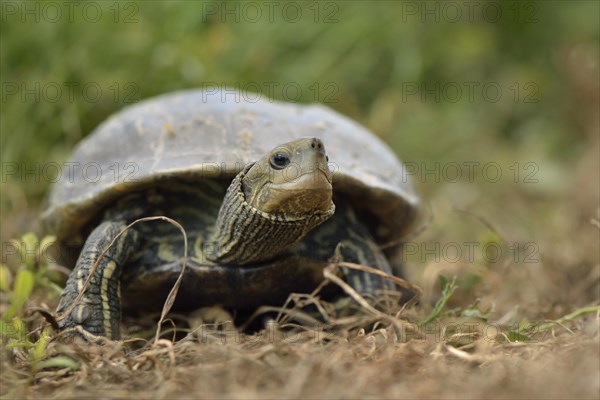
[2,170,599,399]
[2,164,599,399]
[1,238,599,400]
[1,302,598,399]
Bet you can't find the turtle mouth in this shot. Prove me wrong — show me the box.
[275,167,332,191]
[261,168,333,214]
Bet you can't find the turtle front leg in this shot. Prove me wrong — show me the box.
[307,200,414,306]
[336,236,396,297]
[56,220,138,340]
[328,234,410,313]
[335,233,419,310]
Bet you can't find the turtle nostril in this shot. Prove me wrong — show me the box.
[311,138,324,151]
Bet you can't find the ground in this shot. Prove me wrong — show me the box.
[1,146,598,398]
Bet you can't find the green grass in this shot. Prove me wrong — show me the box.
[1,1,598,205]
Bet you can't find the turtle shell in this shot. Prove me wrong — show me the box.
[41,89,421,245]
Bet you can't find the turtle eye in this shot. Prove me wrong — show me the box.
[270,152,290,170]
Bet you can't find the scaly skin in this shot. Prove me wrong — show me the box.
[56,220,138,340]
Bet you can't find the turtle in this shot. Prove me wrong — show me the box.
[42,89,422,340]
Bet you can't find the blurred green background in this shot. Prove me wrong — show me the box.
[1,0,598,265]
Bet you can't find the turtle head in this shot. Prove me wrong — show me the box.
[242,138,333,215]
[207,138,335,265]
